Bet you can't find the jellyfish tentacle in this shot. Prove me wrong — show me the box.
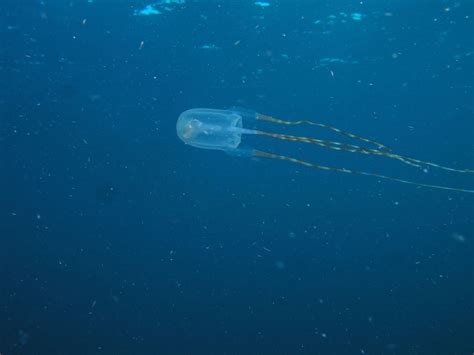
[256,129,474,174]
[253,150,474,194]
[256,131,422,168]
[256,113,391,151]
[389,155,474,174]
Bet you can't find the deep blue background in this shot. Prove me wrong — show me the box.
[1,0,473,354]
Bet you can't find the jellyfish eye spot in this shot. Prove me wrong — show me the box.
[183,123,195,140]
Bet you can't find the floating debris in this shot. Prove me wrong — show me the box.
[199,44,221,50]
[134,5,161,16]
[314,12,366,25]
[351,12,363,21]
[134,0,186,16]
[452,233,467,243]
[317,57,359,66]
[255,1,270,8]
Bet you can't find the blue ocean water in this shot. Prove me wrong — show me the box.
[1,0,473,354]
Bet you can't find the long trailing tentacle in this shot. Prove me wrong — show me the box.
[256,130,422,168]
[256,114,474,174]
[253,150,474,194]
[257,113,391,151]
